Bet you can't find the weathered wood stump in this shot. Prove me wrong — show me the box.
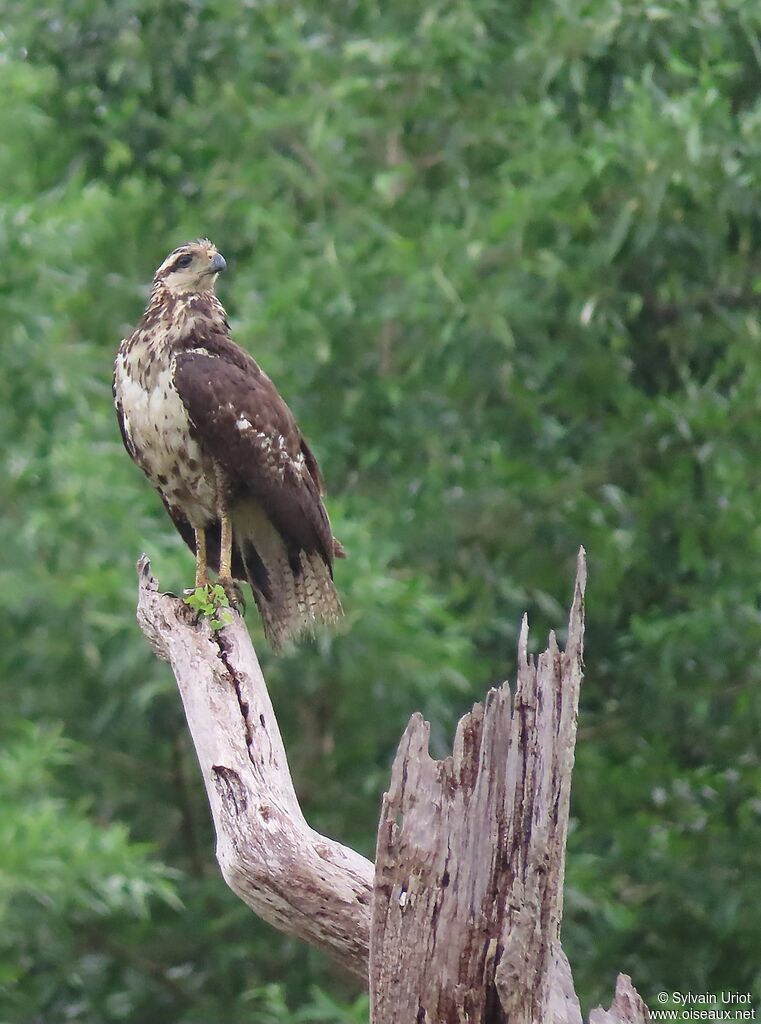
[370,550,585,1023]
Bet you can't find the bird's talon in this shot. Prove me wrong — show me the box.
[218,577,245,614]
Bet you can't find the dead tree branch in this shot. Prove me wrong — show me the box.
[135,549,648,1023]
[136,555,372,979]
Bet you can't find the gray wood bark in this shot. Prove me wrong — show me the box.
[590,975,651,1024]
[370,549,589,1023]
[135,555,373,979]
[135,548,648,1023]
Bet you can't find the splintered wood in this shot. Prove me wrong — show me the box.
[370,550,591,1024]
[136,548,648,1024]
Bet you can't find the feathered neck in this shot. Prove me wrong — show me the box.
[141,282,228,332]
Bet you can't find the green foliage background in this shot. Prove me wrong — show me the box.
[2,0,761,1020]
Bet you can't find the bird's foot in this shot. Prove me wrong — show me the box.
[217,576,246,616]
[183,582,236,630]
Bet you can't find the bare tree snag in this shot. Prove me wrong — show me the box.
[135,548,648,1023]
[370,549,587,1023]
[590,976,651,1024]
[135,556,373,979]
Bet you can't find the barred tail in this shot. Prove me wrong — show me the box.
[233,504,343,651]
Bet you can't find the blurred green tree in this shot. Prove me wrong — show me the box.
[1,0,760,1019]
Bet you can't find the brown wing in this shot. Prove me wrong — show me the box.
[300,436,325,495]
[172,348,335,567]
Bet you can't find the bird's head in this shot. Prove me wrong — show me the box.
[153,238,226,296]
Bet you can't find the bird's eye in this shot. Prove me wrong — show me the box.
[176,254,193,269]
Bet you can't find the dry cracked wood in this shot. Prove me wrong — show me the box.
[135,549,648,1024]
[370,548,607,1023]
[590,976,651,1024]
[136,555,373,979]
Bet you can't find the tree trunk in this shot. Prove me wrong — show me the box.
[370,552,586,1023]
[135,548,648,1023]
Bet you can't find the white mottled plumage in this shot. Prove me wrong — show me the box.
[114,353,220,524]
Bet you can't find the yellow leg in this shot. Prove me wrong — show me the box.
[213,463,242,609]
[219,508,233,581]
[216,507,243,610]
[194,528,208,588]
[215,462,233,582]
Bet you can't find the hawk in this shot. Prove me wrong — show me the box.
[113,239,345,649]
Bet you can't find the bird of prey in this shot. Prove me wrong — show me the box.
[113,239,345,649]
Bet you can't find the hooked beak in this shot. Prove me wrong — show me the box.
[209,251,227,274]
